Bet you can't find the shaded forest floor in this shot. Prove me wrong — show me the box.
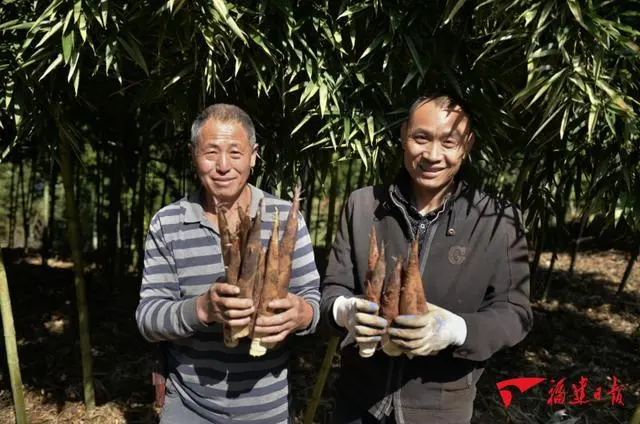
[0,248,638,424]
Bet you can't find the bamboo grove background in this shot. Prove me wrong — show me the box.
[0,0,639,422]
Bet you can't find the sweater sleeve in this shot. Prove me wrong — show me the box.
[135,214,208,342]
[288,212,322,336]
[452,206,534,362]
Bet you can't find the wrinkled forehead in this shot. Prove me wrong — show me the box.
[199,119,252,145]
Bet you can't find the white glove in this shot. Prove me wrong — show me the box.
[387,302,467,357]
[332,296,388,356]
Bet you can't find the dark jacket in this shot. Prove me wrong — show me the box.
[320,171,533,423]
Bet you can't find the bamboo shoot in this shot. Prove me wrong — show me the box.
[360,243,385,358]
[231,201,263,341]
[380,256,403,356]
[250,210,280,357]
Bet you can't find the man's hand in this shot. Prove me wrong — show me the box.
[252,294,313,344]
[196,282,255,326]
[333,296,387,344]
[387,303,467,356]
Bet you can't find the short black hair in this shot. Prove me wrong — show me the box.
[407,89,474,130]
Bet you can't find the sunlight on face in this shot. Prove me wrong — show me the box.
[192,119,257,206]
[402,100,473,196]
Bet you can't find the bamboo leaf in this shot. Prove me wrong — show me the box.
[404,35,425,77]
[73,68,80,95]
[212,0,247,43]
[402,70,418,89]
[291,114,313,135]
[105,42,114,73]
[443,0,468,25]
[359,35,384,60]
[560,107,570,140]
[62,10,73,34]
[62,31,74,64]
[567,0,588,30]
[319,83,328,117]
[39,53,63,81]
[28,0,63,36]
[100,0,108,26]
[338,4,371,19]
[163,64,195,91]
[587,105,599,142]
[35,20,63,49]
[73,0,82,23]
[366,116,375,144]
[78,13,87,42]
[118,36,149,75]
[353,138,368,170]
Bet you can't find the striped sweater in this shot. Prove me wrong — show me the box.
[135,184,321,423]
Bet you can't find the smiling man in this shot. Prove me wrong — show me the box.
[136,104,320,423]
[320,92,533,424]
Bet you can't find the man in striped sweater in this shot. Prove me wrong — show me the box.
[136,104,321,423]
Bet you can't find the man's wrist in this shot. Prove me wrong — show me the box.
[196,293,211,324]
[296,298,314,331]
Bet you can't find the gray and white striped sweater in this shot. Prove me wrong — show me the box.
[136,184,321,423]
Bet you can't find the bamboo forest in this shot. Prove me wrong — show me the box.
[0,1,638,423]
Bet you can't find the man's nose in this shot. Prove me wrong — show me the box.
[216,154,231,173]
[422,141,441,161]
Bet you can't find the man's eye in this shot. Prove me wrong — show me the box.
[444,139,460,147]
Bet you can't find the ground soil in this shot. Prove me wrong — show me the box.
[1,248,638,424]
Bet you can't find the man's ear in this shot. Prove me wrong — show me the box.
[250,143,259,168]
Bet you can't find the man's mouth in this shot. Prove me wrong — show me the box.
[418,164,444,173]
[213,178,235,185]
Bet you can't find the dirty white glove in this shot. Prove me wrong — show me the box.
[332,296,388,356]
[387,303,467,356]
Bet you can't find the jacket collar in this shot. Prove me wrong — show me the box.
[388,168,464,218]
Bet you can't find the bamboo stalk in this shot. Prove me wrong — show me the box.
[303,336,339,424]
[0,250,27,424]
[630,400,640,424]
[59,129,96,411]
[617,243,638,296]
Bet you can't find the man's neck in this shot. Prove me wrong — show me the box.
[412,180,456,216]
[203,185,252,221]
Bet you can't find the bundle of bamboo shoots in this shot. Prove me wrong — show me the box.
[216,188,302,356]
[375,238,429,358]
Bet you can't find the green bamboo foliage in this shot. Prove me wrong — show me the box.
[0,0,638,292]
[0,250,27,424]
